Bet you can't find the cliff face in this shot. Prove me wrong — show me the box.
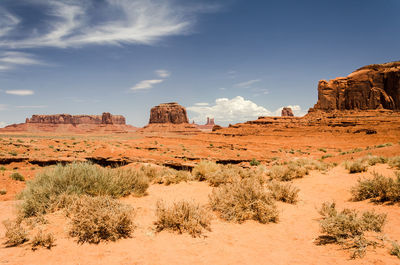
[312,61,400,111]
[26,113,126,125]
[149,103,189,124]
[281,107,294,117]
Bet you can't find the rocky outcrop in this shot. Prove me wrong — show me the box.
[281,107,294,117]
[312,61,400,112]
[26,112,126,125]
[149,103,189,124]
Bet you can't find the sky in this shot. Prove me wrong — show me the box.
[0,0,399,127]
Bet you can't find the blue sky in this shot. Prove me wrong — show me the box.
[0,0,399,127]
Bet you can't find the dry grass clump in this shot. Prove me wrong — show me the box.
[391,242,400,259]
[351,172,400,203]
[3,219,28,247]
[192,160,221,181]
[209,178,278,224]
[344,159,369,174]
[19,162,149,217]
[364,155,388,166]
[317,202,386,258]
[68,195,134,244]
[10,172,25,181]
[31,230,55,250]
[268,163,309,181]
[154,200,211,237]
[152,168,193,185]
[388,156,400,169]
[267,181,299,204]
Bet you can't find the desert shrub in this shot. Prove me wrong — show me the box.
[154,200,211,237]
[267,181,299,204]
[19,162,149,217]
[206,165,241,187]
[351,172,400,203]
[3,219,28,247]
[389,156,400,169]
[68,195,134,244]
[364,155,388,166]
[31,230,55,250]
[268,163,308,181]
[250,158,260,166]
[10,172,25,181]
[344,160,369,173]
[209,178,278,224]
[192,160,220,181]
[391,242,400,259]
[317,202,386,258]
[0,189,6,195]
[152,168,193,185]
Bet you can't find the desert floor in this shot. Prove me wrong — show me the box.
[0,130,400,265]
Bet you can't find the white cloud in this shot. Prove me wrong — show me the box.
[0,51,43,71]
[235,79,261,88]
[131,79,164,91]
[194,102,209,106]
[187,96,271,125]
[5,90,34,96]
[0,0,217,49]
[188,96,307,125]
[156,70,171,78]
[0,121,7,128]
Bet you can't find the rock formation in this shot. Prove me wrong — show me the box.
[149,103,189,124]
[26,112,126,125]
[196,117,217,131]
[281,107,294,117]
[312,61,400,112]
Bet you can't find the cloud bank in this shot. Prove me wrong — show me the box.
[187,96,306,125]
[0,0,217,49]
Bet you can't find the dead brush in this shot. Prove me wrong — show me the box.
[317,202,386,258]
[18,162,149,217]
[344,159,369,174]
[209,178,278,224]
[68,195,134,244]
[154,200,211,237]
[31,230,55,250]
[268,163,309,181]
[351,172,400,203]
[3,219,28,247]
[267,181,299,204]
[388,156,400,169]
[192,160,221,181]
[152,168,193,185]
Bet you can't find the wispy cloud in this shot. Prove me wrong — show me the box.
[5,90,34,96]
[15,105,47,109]
[156,70,171,78]
[0,51,43,71]
[131,79,164,91]
[235,79,261,88]
[194,102,209,106]
[0,0,218,49]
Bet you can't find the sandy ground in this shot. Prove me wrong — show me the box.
[1,164,400,265]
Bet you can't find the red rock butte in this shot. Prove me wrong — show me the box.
[311,61,400,112]
[281,107,294,117]
[149,102,189,124]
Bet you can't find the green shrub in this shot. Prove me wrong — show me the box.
[267,181,299,204]
[3,219,28,247]
[250,158,260,166]
[10,172,25,181]
[317,202,386,258]
[154,200,211,237]
[18,162,149,217]
[68,195,134,244]
[209,178,278,224]
[31,230,55,250]
[351,172,400,203]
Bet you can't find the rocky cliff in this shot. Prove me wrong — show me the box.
[149,103,189,124]
[312,61,400,111]
[281,107,294,117]
[26,112,126,125]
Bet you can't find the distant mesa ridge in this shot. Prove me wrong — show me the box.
[25,112,126,125]
[311,61,400,112]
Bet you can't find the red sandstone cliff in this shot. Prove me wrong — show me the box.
[149,103,189,124]
[26,112,125,125]
[312,61,400,112]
